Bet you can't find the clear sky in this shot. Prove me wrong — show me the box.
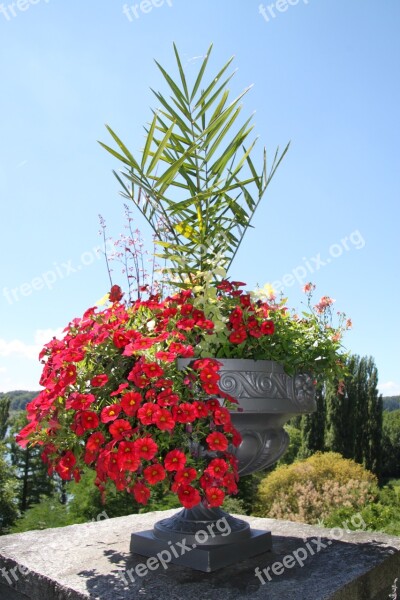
[0,0,399,396]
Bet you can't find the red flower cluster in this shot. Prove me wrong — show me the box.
[19,284,280,509]
[218,280,275,343]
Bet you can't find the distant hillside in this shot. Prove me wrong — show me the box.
[0,390,39,412]
[383,396,400,412]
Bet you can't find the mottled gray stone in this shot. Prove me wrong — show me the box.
[0,509,399,600]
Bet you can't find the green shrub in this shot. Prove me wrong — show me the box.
[255,452,377,524]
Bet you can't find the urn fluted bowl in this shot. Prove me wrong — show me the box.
[211,359,317,475]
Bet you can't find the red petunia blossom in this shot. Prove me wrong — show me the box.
[172,403,197,424]
[199,368,219,384]
[132,481,151,505]
[16,421,39,448]
[174,467,197,484]
[110,383,129,397]
[86,431,105,452]
[55,451,76,480]
[117,441,140,471]
[223,472,239,494]
[205,458,228,479]
[177,484,201,509]
[153,408,175,431]
[109,419,132,440]
[71,411,99,435]
[101,404,122,423]
[201,381,220,395]
[91,374,109,387]
[192,358,221,372]
[180,303,193,316]
[121,391,142,416]
[143,463,166,484]
[113,330,130,349]
[66,393,96,410]
[206,431,229,451]
[205,486,225,507]
[229,327,247,344]
[260,320,275,335]
[109,284,123,302]
[127,369,151,388]
[193,401,209,418]
[141,362,164,378]
[213,406,231,426]
[133,437,158,460]
[164,449,186,471]
[229,306,243,328]
[137,402,160,425]
[157,389,180,407]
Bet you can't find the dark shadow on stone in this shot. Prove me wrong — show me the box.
[77,534,400,600]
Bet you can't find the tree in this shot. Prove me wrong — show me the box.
[325,355,382,475]
[7,413,56,511]
[298,382,325,458]
[0,396,10,440]
[0,444,19,534]
[381,410,400,478]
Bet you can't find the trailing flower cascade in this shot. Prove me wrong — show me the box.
[17,280,350,509]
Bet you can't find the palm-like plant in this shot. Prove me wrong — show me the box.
[99,44,289,288]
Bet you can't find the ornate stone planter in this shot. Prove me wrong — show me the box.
[131,359,316,571]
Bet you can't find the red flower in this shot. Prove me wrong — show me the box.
[101,404,122,423]
[229,328,247,344]
[177,484,201,509]
[110,383,129,397]
[201,381,220,395]
[121,391,142,416]
[142,362,164,378]
[72,410,99,435]
[199,368,219,384]
[174,467,197,484]
[113,330,130,348]
[91,374,109,387]
[109,284,123,302]
[144,463,166,484]
[55,451,76,480]
[86,432,105,452]
[117,441,140,471]
[137,402,160,425]
[193,401,209,418]
[132,482,151,504]
[205,487,225,507]
[157,389,179,407]
[229,306,243,327]
[172,403,197,424]
[153,408,175,431]
[109,419,132,440]
[164,449,186,471]
[213,407,231,426]
[205,458,228,479]
[133,437,158,460]
[66,393,96,410]
[206,432,229,451]
[260,320,275,335]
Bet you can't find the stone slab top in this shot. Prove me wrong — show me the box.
[0,509,399,600]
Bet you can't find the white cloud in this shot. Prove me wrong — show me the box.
[0,328,64,360]
[379,381,400,397]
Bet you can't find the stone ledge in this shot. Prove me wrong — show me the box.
[0,509,399,600]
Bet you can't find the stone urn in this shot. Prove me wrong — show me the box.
[131,359,316,571]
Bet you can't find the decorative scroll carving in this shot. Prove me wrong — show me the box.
[218,371,289,399]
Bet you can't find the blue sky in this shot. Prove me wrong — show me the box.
[0,0,399,396]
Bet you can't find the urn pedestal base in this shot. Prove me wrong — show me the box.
[130,505,271,572]
[130,529,271,573]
